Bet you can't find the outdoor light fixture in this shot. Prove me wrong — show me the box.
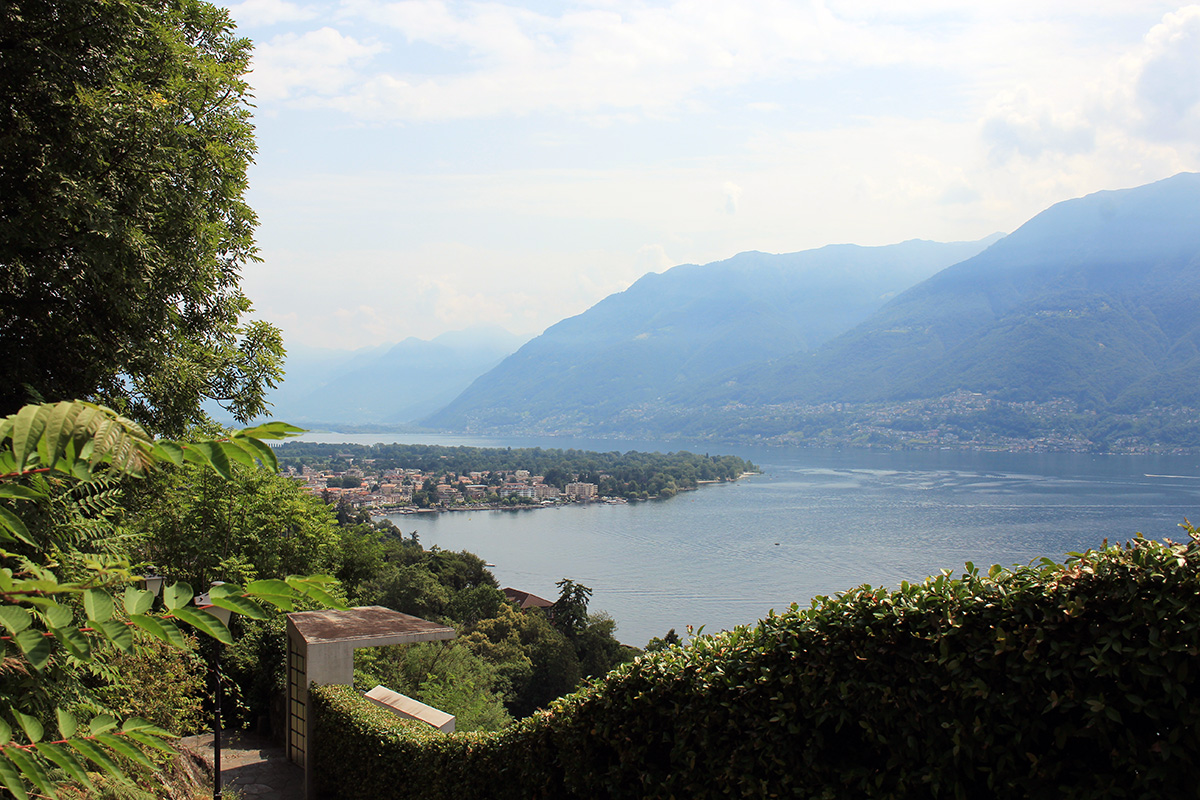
[194,582,234,626]
[195,582,233,800]
[138,575,164,596]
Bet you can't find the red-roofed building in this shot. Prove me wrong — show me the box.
[503,587,554,612]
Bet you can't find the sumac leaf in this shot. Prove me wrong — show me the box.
[162,582,193,611]
[129,616,187,649]
[70,737,121,777]
[82,589,113,623]
[36,742,91,789]
[95,733,152,768]
[98,620,133,651]
[14,630,52,670]
[123,587,154,616]
[0,751,31,800]
[172,607,232,645]
[55,709,76,740]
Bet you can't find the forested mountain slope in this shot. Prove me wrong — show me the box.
[423,238,997,432]
[693,172,1200,412]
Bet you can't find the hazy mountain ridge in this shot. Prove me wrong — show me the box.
[694,172,1200,411]
[249,327,529,426]
[422,237,1000,431]
[421,172,1200,451]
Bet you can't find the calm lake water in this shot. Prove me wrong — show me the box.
[298,433,1200,648]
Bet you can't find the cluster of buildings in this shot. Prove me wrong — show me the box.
[286,461,600,513]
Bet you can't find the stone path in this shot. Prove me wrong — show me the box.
[180,731,304,800]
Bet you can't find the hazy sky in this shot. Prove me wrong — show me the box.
[221,0,1200,350]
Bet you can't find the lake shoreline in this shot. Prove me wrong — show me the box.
[373,473,759,518]
[387,445,1200,648]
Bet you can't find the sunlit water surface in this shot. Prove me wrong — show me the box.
[296,435,1200,647]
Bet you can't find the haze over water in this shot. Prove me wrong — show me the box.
[299,434,1200,647]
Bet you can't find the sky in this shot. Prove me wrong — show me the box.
[220,0,1200,351]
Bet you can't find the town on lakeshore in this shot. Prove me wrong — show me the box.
[275,442,758,514]
[290,460,608,513]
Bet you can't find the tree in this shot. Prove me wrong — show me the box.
[552,578,593,638]
[353,642,512,733]
[461,605,581,717]
[644,628,681,652]
[132,462,346,589]
[0,0,282,434]
[0,401,341,797]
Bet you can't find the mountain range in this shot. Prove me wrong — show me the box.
[239,327,528,427]
[422,237,999,431]
[422,172,1200,447]
[696,171,1200,410]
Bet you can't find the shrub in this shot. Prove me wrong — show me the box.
[96,636,206,736]
[312,532,1200,799]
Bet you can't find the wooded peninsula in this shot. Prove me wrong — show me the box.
[276,442,758,506]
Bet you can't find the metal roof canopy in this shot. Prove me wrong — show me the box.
[286,606,456,799]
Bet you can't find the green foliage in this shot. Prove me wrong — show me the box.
[572,612,637,680]
[314,517,630,721]
[221,614,287,731]
[643,629,680,653]
[546,581,635,683]
[312,533,1200,799]
[461,605,580,718]
[0,0,283,434]
[354,643,512,733]
[96,636,206,736]
[0,401,341,797]
[131,460,344,589]
[362,565,450,621]
[550,579,590,640]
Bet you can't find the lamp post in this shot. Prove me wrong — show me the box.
[137,574,164,596]
[195,584,233,800]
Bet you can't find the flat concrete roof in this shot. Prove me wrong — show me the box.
[287,606,455,647]
[365,685,455,733]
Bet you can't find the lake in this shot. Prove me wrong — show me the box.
[298,433,1200,647]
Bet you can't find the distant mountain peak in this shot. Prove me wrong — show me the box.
[422,236,999,433]
[423,174,1200,443]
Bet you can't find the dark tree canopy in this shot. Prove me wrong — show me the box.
[0,0,283,434]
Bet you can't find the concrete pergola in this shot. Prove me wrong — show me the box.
[286,606,456,798]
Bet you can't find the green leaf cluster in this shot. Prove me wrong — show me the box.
[0,401,342,797]
[311,531,1200,799]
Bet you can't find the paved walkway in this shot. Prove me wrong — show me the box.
[180,731,304,800]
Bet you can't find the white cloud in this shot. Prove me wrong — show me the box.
[249,27,384,102]
[236,2,1200,349]
[267,0,941,119]
[722,182,743,215]
[245,1,1190,128]
[1131,5,1200,140]
[973,5,1200,184]
[226,0,317,27]
[981,89,1095,162]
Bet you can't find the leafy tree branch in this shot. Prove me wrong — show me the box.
[0,401,343,797]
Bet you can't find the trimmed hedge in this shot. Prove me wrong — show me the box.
[313,533,1200,799]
